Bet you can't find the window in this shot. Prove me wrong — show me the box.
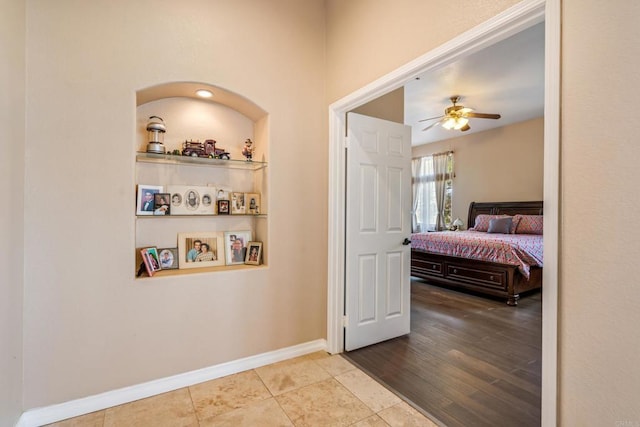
[412,152,453,232]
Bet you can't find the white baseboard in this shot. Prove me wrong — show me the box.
[17,339,327,427]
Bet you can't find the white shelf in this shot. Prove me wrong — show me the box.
[136,214,267,219]
[136,152,267,170]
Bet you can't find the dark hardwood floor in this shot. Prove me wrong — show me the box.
[343,278,542,427]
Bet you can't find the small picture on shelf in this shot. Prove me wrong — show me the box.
[154,193,171,215]
[245,193,261,215]
[231,192,246,215]
[185,189,200,212]
[216,187,231,201]
[178,232,225,269]
[245,241,263,265]
[158,247,178,269]
[217,200,230,215]
[166,185,215,215]
[214,186,232,214]
[224,231,252,265]
[140,247,161,276]
[137,185,163,215]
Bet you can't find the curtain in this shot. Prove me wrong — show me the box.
[432,152,450,231]
[411,158,423,232]
[412,153,454,232]
[411,156,436,232]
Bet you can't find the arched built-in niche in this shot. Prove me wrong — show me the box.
[134,82,268,277]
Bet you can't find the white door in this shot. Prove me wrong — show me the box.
[345,113,412,351]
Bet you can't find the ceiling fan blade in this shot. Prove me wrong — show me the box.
[418,115,444,122]
[465,112,501,119]
[422,121,441,132]
[460,124,471,131]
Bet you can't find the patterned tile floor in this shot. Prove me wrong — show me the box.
[47,352,438,426]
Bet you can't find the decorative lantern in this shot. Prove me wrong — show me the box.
[146,115,166,154]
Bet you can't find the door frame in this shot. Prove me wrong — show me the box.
[326,0,559,425]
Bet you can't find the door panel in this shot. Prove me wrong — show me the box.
[345,113,412,351]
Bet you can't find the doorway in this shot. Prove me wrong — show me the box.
[327,0,559,424]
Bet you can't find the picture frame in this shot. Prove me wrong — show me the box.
[215,186,231,202]
[167,185,216,215]
[245,192,261,215]
[140,247,161,276]
[245,241,263,265]
[224,231,252,265]
[158,247,178,270]
[137,185,163,215]
[231,192,246,215]
[154,193,171,215]
[178,232,225,269]
[217,199,230,215]
[215,186,232,214]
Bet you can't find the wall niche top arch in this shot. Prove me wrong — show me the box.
[136,82,267,122]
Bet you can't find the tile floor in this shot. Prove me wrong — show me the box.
[47,352,438,427]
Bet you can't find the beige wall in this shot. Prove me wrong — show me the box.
[0,0,25,423]
[327,0,640,423]
[412,118,544,228]
[561,1,640,424]
[10,0,640,423]
[325,0,522,103]
[23,0,327,408]
[351,87,404,123]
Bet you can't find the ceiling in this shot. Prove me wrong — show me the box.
[404,22,545,146]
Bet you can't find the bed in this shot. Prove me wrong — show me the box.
[410,201,543,305]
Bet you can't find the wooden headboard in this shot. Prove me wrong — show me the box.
[467,201,543,230]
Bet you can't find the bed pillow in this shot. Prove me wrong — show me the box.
[473,214,511,232]
[487,217,513,234]
[514,214,543,234]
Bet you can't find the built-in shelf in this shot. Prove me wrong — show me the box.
[137,263,268,280]
[136,152,267,171]
[136,214,267,219]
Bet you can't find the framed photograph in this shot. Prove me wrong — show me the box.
[154,193,171,215]
[158,247,178,270]
[170,192,182,208]
[245,193,261,215]
[137,185,163,215]
[178,232,225,269]
[231,192,246,215]
[140,247,161,276]
[224,231,252,265]
[215,186,231,201]
[217,199,230,215]
[215,186,232,214]
[167,185,216,215]
[245,241,263,265]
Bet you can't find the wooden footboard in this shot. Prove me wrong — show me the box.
[411,249,542,306]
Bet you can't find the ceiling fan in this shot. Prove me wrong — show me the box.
[420,96,501,132]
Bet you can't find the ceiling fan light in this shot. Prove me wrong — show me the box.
[453,117,469,130]
[442,118,456,130]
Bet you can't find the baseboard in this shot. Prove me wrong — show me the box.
[17,339,327,427]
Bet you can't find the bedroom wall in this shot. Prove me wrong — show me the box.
[412,117,544,229]
[23,0,327,409]
[327,0,640,423]
[351,87,404,124]
[0,0,25,423]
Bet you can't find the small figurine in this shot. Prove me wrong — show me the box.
[242,138,254,161]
